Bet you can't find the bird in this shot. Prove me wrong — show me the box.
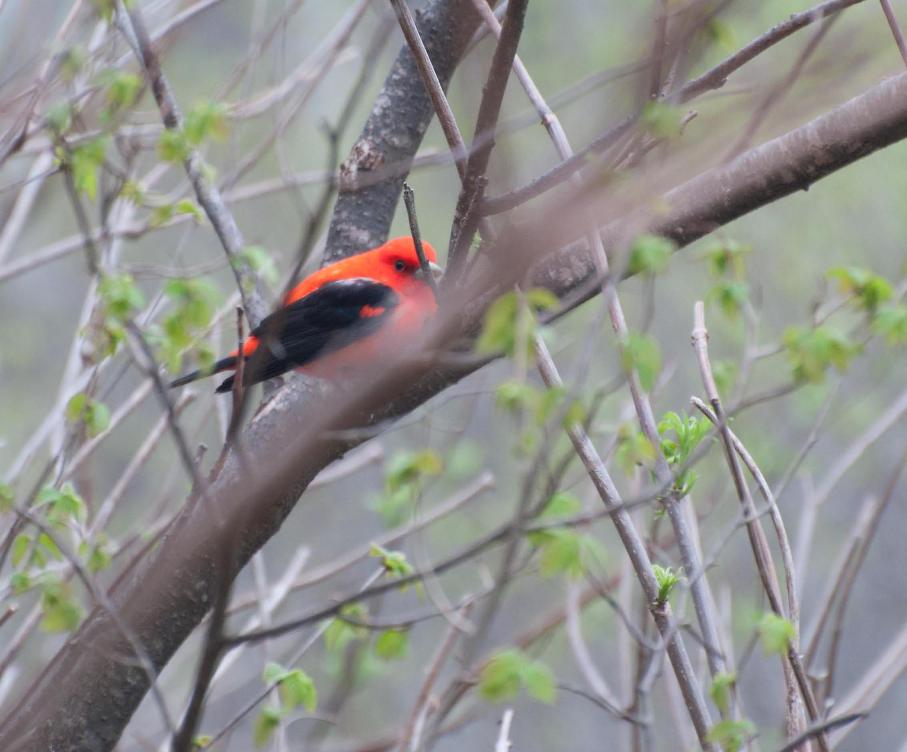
[169,236,443,393]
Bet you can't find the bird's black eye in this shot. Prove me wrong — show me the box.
[394,259,407,272]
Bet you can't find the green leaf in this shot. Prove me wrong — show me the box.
[11,533,31,568]
[479,649,556,704]
[641,101,682,139]
[369,544,414,581]
[872,304,907,345]
[653,564,682,605]
[783,325,859,384]
[706,719,756,752]
[620,332,661,392]
[174,199,205,223]
[709,672,737,715]
[628,234,674,276]
[479,649,525,702]
[701,239,750,279]
[323,604,368,653]
[64,393,110,437]
[46,102,73,134]
[536,529,583,578]
[708,281,749,319]
[705,18,737,51]
[69,137,107,201]
[36,483,86,526]
[758,612,795,656]
[615,423,656,475]
[0,482,13,512]
[11,571,32,594]
[100,274,145,321]
[495,380,538,414]
[40,580,82,632]
[282,670,317,711]
[541,492,582,519]
[185,100,229,145]
[375,629,408,660]
[477,292,519,354]
[238,245,278,286]
[711,360,738,396]
[385,450,443,494]
[192,735,212,750]
[158,129,189,163]
[100,70,141,118]
[827,266,893,311]
[521,660,556,703]
[80,538,112,573]
[253,706,283,747]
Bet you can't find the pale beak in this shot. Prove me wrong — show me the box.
[416,261,444,282]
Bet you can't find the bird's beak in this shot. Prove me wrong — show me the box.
[416,261,444,282]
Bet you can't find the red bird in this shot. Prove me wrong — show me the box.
[170,236,442,393]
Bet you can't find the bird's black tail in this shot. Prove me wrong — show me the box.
[169,355,237,390]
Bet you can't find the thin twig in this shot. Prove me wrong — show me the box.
[116,1,267,327]
[403,182,440,297]
[879,0,907,67]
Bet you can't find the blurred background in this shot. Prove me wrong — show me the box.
[1,0,907,750]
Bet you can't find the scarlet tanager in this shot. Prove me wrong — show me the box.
[170,236,443,393]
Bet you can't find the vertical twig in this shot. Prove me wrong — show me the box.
[691,301,827,751]
[880,0,907,67]
[402,182,440,298]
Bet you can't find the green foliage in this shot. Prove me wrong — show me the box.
[36,483,86,527]
[708,281,749,319]
[641,101,682,139]
[702,238,750,279]
[709,672,737,715]
[185,100,229,145]
[872,303,907,345]
[40,578,82,632]
[69,137,108,201]
[46,102,73,135]
[620,332,661,391]
[706,719,756,752]
[540,491,582,519]
[478,649,556,704]
[705,18,737,51]
[615,423,657,475]
[711,359,738,397]
[237,246,278,286]
[79,537,112,573]
[628,234,674,276]
[150,199,205,228]
[528,528,605,579]
[253,705,282,747]
[374,629,408,660]
[262,662,317,712]
[369,544,414,582]
[192,736,212,750]
[0,482,13,513]
[652,564,682,605]
[99,274,145,322]
[758,612,795,655]
[323,604,368,653]
[158,129,189,163]
[827,266,893,312]
[65,393,110,437]
[374,450,443,526]
[156,278,221,372]
[476,289,557,356]
[99,70,141,120]
[782,325,859,384]
[658,411,710,495]
[495,381,584,430]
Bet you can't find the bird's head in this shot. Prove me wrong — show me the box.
[375,236,444,289]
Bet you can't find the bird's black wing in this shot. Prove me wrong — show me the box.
[217,278,398,392]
